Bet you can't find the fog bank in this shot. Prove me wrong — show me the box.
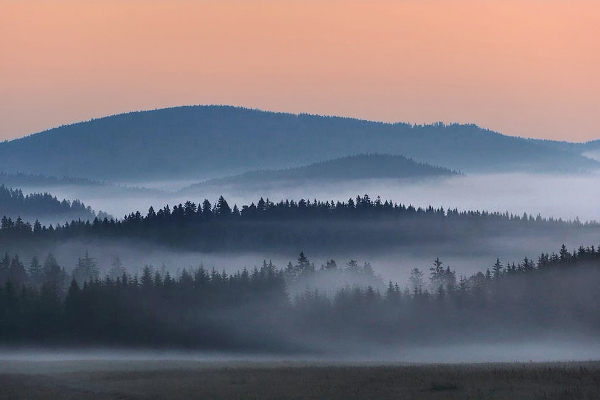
[2,340,600,367]
[25,173,598,223]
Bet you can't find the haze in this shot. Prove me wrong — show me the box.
[9,171,600,287]
[4,2,600,395]
[27,173,600,223]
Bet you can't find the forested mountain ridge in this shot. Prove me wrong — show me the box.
[0,172,103,188]
[533,138,600,155]
[0,106,597,181]
[0,185,100,222]
[184,154,457,191]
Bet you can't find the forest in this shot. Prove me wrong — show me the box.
[0,195,597,254]
[4,3,600,397]
[0,185,101,222]
[185,154,457,191]
[1,243,599,352]
[0,172,101,188]
[1,106,597,181]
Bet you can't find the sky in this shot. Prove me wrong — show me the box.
[1,0,599,142]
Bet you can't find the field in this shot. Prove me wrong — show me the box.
[1,359,600,400]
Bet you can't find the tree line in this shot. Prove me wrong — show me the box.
[0,184,100,222]
[0,195,595,252]
[1,244,599,351]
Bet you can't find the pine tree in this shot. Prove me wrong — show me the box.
[491,258,503,279]
[215,196,231,216]
[43,253,66,294]
[72,251,99,285]
[28,256,43,288]
[409,267,424,295]
[108,256,125,280]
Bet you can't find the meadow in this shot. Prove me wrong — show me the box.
[1,359,599,400]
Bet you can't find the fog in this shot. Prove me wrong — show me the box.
[14,182,168,221]
[4,171,600,366]
[3,238,600,363]
[584,150,600,162]
[7,220,599,286]
[183,173,600,223]
[20,173,600,224]
[12,172,600,285]
[2,340,600,365]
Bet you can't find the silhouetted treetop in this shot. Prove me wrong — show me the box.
[0,195,596,252]
[0,184,100,221]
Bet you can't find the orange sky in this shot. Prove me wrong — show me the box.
[1,0,599,141]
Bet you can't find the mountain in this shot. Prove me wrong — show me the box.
[581,140,600,161]
[0,185,103,223]
[533,138,600,158]
[0,172,103,188]
[184,154,456,192]
[0,106,598,181]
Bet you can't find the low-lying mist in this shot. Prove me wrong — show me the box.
[9,172,600,285]
[2,340,600,365]
[3,235,600,362]
[4,172,600,364]
[18,173,600,223]
[5,223,600,286]
[184,173,600,223]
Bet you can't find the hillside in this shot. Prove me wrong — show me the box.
[533,138,600,157]
[582,140,600,161]
[185,154,456,191]
[0,106,598,181]
[0,185,100,222]
[0,172,102,188]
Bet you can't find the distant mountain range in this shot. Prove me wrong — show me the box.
[0,106,598,181]
[184,154,456,192]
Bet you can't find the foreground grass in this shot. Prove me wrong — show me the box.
[1,360,599,399]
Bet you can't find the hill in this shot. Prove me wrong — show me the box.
[0,185,101,223]
[0,172,103,188]
[0,106,598,181]
[533,138,600,159]
[582,140,600,161]
[185,154,457,191]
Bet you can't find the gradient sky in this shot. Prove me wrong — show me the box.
[1,0,599,141]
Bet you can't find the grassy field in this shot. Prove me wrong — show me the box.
[1,359,600,399]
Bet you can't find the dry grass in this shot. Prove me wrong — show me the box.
[1,360,600,400]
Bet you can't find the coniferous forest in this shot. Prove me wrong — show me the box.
[1,195,597,255]
[0,185,101,222]
[5,4,600,398]
[1,193,600,352]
